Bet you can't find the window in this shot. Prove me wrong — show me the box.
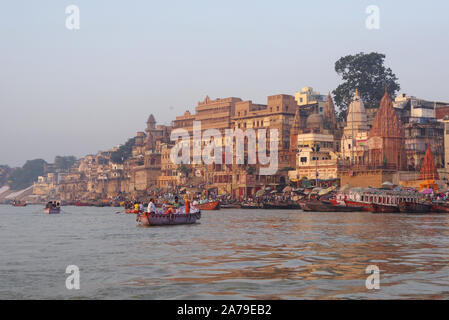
[276,106,279,111]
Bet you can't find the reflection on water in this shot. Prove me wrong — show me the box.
[0,205,448,299]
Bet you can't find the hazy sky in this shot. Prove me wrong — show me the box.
[1,0,448,167]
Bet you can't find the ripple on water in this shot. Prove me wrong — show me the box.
[1,206,449,299]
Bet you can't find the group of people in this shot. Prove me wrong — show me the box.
[130,196,192,215]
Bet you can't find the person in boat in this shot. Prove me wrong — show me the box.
[139,202,144,212]
[147,199,156,214]
[184,195,191,214]
[134,202,140,212]
[164,196,180,214]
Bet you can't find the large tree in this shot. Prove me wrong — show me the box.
[110,137,136,164]
[8,159,47,190]
[54,155,77,171]
[333,52,400,121]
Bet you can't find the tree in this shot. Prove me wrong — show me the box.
[333,52,400,121]
[54,156,77,171]
[8,159,47,190]
[110,138,136,164]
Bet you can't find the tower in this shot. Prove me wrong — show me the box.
[367,89,406,170]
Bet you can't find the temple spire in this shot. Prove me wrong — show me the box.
[420,143,439,180]
[323,92,337,131]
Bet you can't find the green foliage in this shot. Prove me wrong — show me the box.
[333,52,400,121]
[0,165,12,186]
[8,159,47,190]
[54,155,77,171]
[110,138,136,164]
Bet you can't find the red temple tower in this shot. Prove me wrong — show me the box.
[367,90,406,170]
[419,143,439,180]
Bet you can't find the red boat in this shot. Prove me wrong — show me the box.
[12,201,27,207]
[125,209,143,214]
[194,201,220,211]
[431,202,449,213]
[74,201,91,206]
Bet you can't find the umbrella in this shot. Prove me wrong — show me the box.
[422,188,434,194]
[255,189,265,197]
[265,187,272,191]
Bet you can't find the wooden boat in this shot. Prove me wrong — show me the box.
[74,201,91,207]
[240,203,261,209]
[125,209,143,214]
[431,202,449,213]
[194,201,220,210]
[137,206,201,226]
[44,201,61,214]
[220,203,242,209]
[262,202,301,210]
[44,207,61,214]
[368,203,399,213]
[12,200,27,207]
[398,201,431,214]
[304,200,364,212]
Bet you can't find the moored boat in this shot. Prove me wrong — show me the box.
[304,200,364,212]
[195,201,220,210]
[368,203,399,213]
[431,202,449,213]
[262,202,301,210]
[240,202,261,209]
[220,203,242,209]
[12,200,27,207]
[398,201,431,214]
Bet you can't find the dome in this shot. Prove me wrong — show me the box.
[306,113,324,129]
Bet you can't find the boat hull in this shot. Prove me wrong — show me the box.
[240,203,261,209]
[369,203,399,213]
[431,203,449,213]
[44,208,60,214]
[195,201,220,210]
[125,209,143,214]
[398,202,431,214]
[305,201,364,212]
[262,203,301,210]
[138,212,201,226]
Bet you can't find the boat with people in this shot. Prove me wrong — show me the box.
[137,206,201,226]
[44,201,61,214]
[12,200,27,207]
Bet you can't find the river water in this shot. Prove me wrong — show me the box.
[1,205,448,299]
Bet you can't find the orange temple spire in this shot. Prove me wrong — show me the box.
[420,143,439,180]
